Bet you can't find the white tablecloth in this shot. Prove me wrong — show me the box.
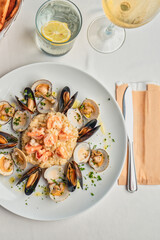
[0,0,160,239]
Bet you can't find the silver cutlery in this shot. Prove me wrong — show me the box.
[123,86,138,193]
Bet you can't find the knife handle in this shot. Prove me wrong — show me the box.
[127,140,138,193]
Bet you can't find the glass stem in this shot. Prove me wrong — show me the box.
[105,23,115,35]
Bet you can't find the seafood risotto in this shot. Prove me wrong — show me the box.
[0,79,110,201]
[22,112,78,168]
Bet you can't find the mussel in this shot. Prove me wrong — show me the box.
[44,166,69,202]
[73,142,91,164]
[89,149,109,172]
[23,87,37,113]
[0,101,15,125]
[59,86,78,114]
[66,160,83,192]
[67,108,83,129]
[0,154,14,176]
[12,110,31,132]
[16,166,42,195]
[15,94,35,114]
[59,86,70,112]
[79,99,99,120]
[11,148,27,170]
[0,131,18,149]
[77,119,100,142]
[31,79,55,104]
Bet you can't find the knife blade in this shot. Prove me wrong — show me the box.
[123,86,138,193]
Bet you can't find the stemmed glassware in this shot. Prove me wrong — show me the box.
[88,0,160,53]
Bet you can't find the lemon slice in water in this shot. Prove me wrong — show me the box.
[41,20,71,43]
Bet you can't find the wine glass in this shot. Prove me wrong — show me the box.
[88,0,160,53]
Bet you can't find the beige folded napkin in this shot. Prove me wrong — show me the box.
[116,83,160,185]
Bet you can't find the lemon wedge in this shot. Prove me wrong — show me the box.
[41,20,71,43]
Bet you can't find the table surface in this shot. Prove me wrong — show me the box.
[1,0,160,239]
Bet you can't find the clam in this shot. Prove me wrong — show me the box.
[23,87,37,113]
[73,142,91,164]
[0,101,15,125]
[11,148,27,170]
[89,149,109,172]
[49,182,69,202]
[12,110,31,132]
[44,166,65,184]
[0,131,18,149]
[79,99,99,120]
[16,166,42,195]
[59,86,78,114]
[67,108,83,129]
[77,119,100,142]
[31,79,55,104]
[66,160,83,192]
[37,99,58,114]
[44,166,69,202]
[0,154,14,176]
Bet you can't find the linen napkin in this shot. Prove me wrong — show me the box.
[116,82,160,185]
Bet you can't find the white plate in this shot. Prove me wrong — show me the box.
[0,62,127,221]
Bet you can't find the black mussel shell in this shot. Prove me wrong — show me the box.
[63,92,78,114]
[66,161,83,192]
[78,125,100,143]
[72,161,83,189]
[66,162,77,192]
[59,86,70,112]
[78,119,97,137]
[23,87,37,113]
[0,131,18,149]
[16,166,40,185]
[25,169,42,195]
[15,96,34,114]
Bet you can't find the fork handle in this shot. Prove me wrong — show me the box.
[127,140,138,193]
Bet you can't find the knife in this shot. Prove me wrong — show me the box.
[123,86,138,193]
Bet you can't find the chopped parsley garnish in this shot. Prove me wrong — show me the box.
[41,102,46,106]
[80,167,85,171]
[89,172,94,178]
[91,193,94,196]
[46,93,51,97]
[5,108,10,113]
[112,138,115,142]
[13,116,21,126]
[93,145,97,149]
[51,179,58,185]
[80,104,84,109]
[97,175,102,181]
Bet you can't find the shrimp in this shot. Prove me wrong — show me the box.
[27,127,45,140]
[36,149,52,163]
[58,126,74,141]
[44,133,58,147]
[55,146,68,159]
[47,116,62,130]
[25,143,42,154]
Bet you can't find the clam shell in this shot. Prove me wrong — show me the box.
[0,101,15,125]
[12,110,31,132]
[37,99,58,114]
[0,154,14,176]
[11,148,27,170]
[89,149,109,172]
[44,166,65,184]
[73,142,90,164]
[79,99,99,120]
[49,182,69,202]
[67,108,83,129]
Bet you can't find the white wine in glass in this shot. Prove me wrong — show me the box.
[88,0,160,53]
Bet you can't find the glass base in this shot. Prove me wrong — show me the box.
[87,16,126,54]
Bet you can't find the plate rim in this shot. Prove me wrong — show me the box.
[0,62,127,221]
